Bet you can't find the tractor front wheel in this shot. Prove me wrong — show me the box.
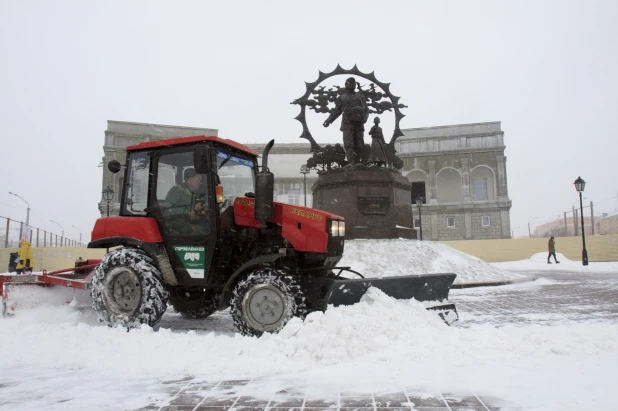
[91,248,169,329]
[230,268,307,337]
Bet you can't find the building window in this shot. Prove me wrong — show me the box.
[472,178,488,201]
[287,189,300,205]
[447,216,455,228]
[273,189,278,201]
[414,218,421,228]
[482,215,490,226]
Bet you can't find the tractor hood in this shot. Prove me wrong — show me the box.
[233,197,343,253]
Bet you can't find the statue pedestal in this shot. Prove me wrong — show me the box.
[312,167,416,239]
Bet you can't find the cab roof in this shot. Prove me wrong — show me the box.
[126,135,259,157]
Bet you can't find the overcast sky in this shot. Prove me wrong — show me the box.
[1,0,617,242]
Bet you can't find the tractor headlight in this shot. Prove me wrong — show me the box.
[330,220,339,236]
[329,220,345,237]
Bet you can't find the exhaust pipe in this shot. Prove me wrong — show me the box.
[255,139,275,225]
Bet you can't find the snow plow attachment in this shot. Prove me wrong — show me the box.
[307,272,458,325]
[0,260,99,315]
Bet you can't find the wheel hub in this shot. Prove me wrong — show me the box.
[244,284,287,330]
[105,267,141,315]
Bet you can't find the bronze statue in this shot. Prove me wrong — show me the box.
[322,77,369,165]
[368,117,388,167]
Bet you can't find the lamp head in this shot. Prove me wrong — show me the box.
[574,176,586,193]
[102,186,114,202]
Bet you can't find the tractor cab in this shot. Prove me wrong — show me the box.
[103,135,264,285]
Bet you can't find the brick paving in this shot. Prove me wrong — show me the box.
[452,270,618,327]
[132,378,519,411]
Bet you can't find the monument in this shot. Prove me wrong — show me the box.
[291,65,415,239]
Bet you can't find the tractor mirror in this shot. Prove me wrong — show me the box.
[194,145,219,183]
[107,160,122,174]
[194,145,211,174]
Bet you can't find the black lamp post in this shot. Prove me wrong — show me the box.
[415,197,423,241]
[300,165,309,207]
[574,176,588,266]
[102,185,114,217]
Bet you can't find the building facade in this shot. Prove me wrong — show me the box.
[396,122,512,240]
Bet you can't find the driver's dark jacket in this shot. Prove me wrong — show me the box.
[165,183,196,215]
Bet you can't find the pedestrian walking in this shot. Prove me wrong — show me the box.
[548,236,560,264]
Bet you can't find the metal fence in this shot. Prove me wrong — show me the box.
[0,216,84,248]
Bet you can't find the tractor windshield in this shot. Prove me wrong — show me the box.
[216,148,255,206]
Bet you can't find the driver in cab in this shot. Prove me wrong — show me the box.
[164,168,208,227]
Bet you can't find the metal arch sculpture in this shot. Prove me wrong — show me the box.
[291,64,407,151]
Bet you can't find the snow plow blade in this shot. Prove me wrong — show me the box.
[323,273,458,325]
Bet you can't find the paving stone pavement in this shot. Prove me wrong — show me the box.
[453,269,618,327]
[132,378,520,411]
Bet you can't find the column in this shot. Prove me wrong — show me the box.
[461,158,471,202]
[496,155,508,198]
[428,161,437,205]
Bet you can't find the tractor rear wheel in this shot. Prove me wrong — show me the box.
[230,268,307,337]
[91,248,169,329]
[169,286,219,320]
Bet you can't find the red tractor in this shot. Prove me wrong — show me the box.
[2,135,457,335]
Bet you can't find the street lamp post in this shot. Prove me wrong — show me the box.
[415,197,423,241]
[50,220,64,247]
[528,217,538,238]
[9,192,30,238]
[300,165,309,207]
[574,176,589,266]
[102,186,114,217]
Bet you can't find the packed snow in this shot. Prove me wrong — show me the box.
[1,241,618,410]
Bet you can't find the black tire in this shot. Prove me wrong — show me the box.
[169,287,219,320]
[230,268,307,337]
[91,248,169,329]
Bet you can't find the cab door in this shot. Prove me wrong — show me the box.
[150,146,218,285]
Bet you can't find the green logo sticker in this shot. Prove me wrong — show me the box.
[173,245,205,278]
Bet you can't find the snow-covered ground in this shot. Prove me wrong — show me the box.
[1,241,618,410]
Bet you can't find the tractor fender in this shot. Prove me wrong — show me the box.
[87,237,178,286]
[219,254,283,310]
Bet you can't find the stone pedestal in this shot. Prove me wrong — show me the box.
[312,167,415,239]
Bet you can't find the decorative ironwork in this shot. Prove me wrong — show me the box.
[291,64,407,151]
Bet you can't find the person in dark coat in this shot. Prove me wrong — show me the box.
[548,236,560,264]
[322,77,369,165]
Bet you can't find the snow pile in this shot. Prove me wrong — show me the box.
[2,286,618,410]
[340,239,527,284]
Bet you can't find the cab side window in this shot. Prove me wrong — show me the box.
[156,151,210,236]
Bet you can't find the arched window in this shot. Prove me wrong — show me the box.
[406,170,428,204]
[436,168,462,203]
[470,166,496,201]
